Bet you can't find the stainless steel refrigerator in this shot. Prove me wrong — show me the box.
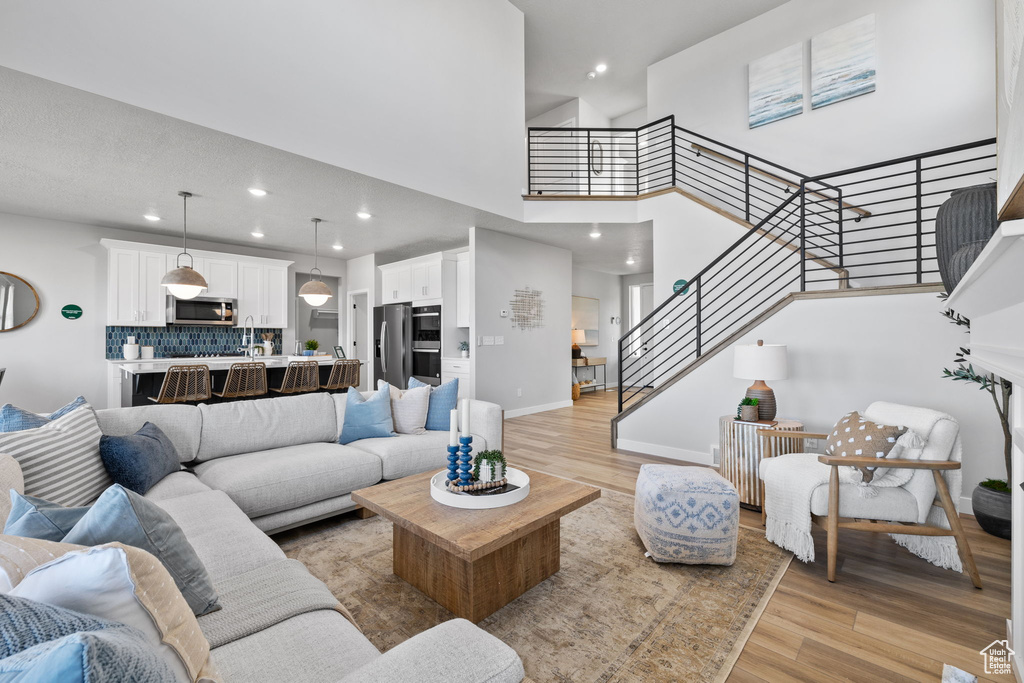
[373,303,412,389]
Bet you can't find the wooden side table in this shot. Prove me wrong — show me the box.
[571,357,607,393]
[719,416,803,510]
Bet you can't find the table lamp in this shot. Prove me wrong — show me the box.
[571,329,586,359]
[733,339,788,421]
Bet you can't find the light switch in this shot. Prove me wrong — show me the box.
[482,336,495,346]
[500,309,509,318]
[494,336,504,345]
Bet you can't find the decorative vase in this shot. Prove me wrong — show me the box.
[935,183,999,292]
[303,349,315,356]
[461,350,469,358]
[740,405,759,422]
[971,484,1011,539]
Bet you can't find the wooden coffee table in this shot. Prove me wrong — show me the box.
[351,468,600,622]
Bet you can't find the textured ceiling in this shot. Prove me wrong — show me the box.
[510,0,786,120]
[0,67,651,275]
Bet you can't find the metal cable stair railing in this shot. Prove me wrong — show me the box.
[525,119,996,416]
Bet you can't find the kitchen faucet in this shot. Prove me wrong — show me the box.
[238,315,257,359]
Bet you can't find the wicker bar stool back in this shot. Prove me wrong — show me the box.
[272,360,320,394]
[214,362,268,399]
[321,359,361,391]
[149,365,212,404]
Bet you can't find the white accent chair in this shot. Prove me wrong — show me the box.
[758,401,981,588]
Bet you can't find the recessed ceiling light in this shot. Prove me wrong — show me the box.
[143,214,161,221]
[626,257,635,265]
[332,244,344,251]
[595,64,607,73]
[356,211,372,219]
[251,230,264,238]
[589,229,601,238]
[586,71,597,80]
[248,188,267,197]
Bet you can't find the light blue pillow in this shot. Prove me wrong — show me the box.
[0,396,86,432]
[339,383,395,445]
[3,492,90,541]
[408,377,459,431]
[62,484,220,616]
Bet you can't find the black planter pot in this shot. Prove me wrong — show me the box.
[971,484,1011,539]
[935,182,999,293]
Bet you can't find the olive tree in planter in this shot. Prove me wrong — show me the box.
[942,307,1013,539]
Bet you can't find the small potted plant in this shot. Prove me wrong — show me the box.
[459,340,470,358]
[473,450,507,483]
[736,397,759,422]
[304,339,320,356]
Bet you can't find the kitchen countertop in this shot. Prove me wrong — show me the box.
[111,355,362,375]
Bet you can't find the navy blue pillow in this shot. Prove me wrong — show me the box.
[99,422,180,495]
[408,377,459,431]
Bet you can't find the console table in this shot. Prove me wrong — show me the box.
[572,357,606,393]
[719,416,803,509]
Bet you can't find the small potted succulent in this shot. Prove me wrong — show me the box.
[473,450,507,483]
[459,340,470,358]
[736,397,759,422]
[304,339,320,356]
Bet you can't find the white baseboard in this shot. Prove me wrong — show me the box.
[615,439,713,465]
[960,496,974,516]
[504,400,574,419]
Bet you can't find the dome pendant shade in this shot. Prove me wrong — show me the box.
[162,191,208,299]
[299,217,333,307]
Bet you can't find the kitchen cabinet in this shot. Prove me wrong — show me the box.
[193,257,238,299]
[412,260,442,300]
[456,252,470,328]
[106,248,168,326]
[381,266,412,303]
[381,254,445,304]
[237,262,288,328]
[441,357,472,400]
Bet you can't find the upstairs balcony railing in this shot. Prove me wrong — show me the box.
[526,118,996,414]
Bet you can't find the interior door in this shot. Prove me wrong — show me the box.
[628,283,655,389]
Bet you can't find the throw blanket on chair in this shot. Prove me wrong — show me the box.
[198,559,359,648]
[759,406,964,572]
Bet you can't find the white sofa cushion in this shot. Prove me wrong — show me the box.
[193,444,382,518]
[196,394,337,463]
[145,471,212,502]
[349,430,489,481]
[96,404,202,463]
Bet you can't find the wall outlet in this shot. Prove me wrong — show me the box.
[477,336,483,347]
[494,336,504,345]
[482,336,494,346]
[711,445,720,465]
[517,388,522,397]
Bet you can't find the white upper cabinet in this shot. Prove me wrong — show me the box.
[107,248,167,326]
[412,260,442,300]
[456,252,470,328]
[381,254,445,304]
[381,265,413,303]
[262,265,289,327]
[193,257,238,299]
[236,262,289,328]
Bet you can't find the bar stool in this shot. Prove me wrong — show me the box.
[149,365,212,404]
[271,360,319,394]
[213,362,268,400]
[321,359,360,392]
[0,368,5,389]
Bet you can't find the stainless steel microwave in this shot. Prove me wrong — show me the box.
[166,296,237,326]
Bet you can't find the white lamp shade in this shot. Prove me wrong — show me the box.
[298,278,333,307]
[571,329,587,344]
[160,266,208,300]
[733,342,788,381]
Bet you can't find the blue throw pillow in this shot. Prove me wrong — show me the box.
[408,377,459,431]
[339,383,395,445]
[3,492,90,541]
[99,422,181,495]
[0,396,86,433]
[62,484,220,616]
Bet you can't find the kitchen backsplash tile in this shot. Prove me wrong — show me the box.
[106,326,283,359]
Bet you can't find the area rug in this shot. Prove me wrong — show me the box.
[276,488,791,682]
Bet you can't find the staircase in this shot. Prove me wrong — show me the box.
[525,118,996,434]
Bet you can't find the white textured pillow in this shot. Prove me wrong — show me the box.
[12,543,215,682]
[377,381,430,435]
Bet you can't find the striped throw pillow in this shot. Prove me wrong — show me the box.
[0,404,111,507]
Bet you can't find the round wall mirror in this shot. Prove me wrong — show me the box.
[0,272,40,332]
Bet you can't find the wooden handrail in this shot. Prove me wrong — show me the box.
[690,143,872,218]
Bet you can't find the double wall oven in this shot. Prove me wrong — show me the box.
[411,305,441,386]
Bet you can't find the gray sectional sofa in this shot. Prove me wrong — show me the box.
[90,392,522,682]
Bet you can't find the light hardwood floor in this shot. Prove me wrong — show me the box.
[505,390,1014,682]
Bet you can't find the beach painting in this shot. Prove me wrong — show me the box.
[748,43,804,129]
[811,14,877,109]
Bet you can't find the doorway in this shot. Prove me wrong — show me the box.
[293,274,340,355]
[627,283,654,389]
[347,289,369,391]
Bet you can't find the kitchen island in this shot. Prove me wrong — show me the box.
[109,356,362,407]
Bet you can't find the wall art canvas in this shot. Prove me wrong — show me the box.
[748,43,804,129]
[811,14,877,109]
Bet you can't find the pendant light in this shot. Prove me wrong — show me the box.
[160,191,208,299]
[298,217,333,307]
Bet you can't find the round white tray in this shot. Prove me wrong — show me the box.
[429,467,530,509]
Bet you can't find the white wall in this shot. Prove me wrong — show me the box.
[611,107,649,129]
[0,212,344,411]
[648,0,996,176]
[617,292,1005,512]
[571,266,622,387]
[526,100,580,129]
[344,254,377,386]
[0,0,526,220]
[471,227,572,417]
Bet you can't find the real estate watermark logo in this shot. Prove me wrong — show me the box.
[980,639,1014,676]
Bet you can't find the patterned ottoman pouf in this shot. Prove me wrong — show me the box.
[634,464,738,565]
